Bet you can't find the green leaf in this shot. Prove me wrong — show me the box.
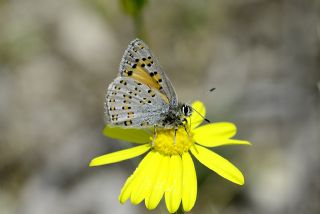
[120,0,148,17]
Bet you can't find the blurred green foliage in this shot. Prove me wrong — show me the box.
[120,0,148,40]
[120,0,147,17]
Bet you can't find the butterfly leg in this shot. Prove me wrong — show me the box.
[151,125,157,147]
[182,118,190,138]
[183,124,190,138]
[173,126,178,145]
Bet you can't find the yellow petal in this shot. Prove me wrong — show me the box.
[143,152,164,209]
[193,122,237,144]
[103,126,151,144]
[119,151,154,203]
[118,174,135,204]
[187,101,206,129]
[89,144,150,167]
[181,152,197,212]
[130,151,162,205]
[190,145,244,185]
[165,155,182,213]
[145,155,170,210]
[196,138,251,147]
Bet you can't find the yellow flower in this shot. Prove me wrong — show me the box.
[89,101,251,213]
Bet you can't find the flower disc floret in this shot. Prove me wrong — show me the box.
[152,127,194,155]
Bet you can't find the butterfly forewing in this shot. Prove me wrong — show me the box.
[105,77,168,128]
[119,39,177,105]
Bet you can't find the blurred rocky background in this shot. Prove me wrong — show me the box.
[0,0,319,213]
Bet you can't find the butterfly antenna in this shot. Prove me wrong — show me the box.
[193,87,215,123]
[209,87,216,92]
[191,107,211,123]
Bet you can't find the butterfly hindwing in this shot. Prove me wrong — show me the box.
[119,39,177,105]
[105,77,168,128]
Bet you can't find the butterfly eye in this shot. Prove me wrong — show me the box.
[182,104,192,117]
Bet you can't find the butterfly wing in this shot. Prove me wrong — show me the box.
[105,76,169,128]
[118,38,178,106]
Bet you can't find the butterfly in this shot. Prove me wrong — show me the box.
[104,39,193,133]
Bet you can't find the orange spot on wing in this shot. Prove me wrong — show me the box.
[129,65,169,104]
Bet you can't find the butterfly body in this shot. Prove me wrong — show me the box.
[104,39,192,129]
[159,103,192,128]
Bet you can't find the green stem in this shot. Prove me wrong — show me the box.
[133,13,146,40]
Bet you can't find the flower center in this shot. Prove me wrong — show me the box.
[151,127,194,155]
